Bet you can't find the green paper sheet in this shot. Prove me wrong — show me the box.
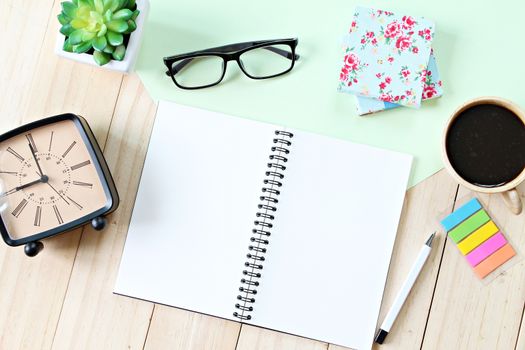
[136,0,525,187]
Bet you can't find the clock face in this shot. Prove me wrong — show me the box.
[0,118,110,240]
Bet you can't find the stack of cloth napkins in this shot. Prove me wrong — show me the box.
[338,6,443,116]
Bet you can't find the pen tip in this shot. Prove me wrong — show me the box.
[425,232,436,247]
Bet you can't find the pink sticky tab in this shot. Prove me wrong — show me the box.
[466,232,507,267]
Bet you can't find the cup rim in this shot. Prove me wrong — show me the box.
[442,96,525,193]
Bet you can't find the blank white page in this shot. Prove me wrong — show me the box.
[114,102,276,320]
[250,129,412,350]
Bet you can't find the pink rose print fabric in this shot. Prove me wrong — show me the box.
[355,51,443,116]
[338,7,435,108]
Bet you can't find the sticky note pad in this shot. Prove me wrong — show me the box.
[448,209,490,243]
[440,197,517,280]
[441,198,482,231]
[457,221,499,255]
[473,244,516,278]
[466,233,507,267]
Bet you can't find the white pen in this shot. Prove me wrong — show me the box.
[374,232,436,344]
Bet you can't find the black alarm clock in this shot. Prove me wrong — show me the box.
[0,114,119,256]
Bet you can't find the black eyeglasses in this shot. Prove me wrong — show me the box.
[163,38,299,89]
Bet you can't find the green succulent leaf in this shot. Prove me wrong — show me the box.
[71,18,88,29]
[73,40,93,53]
[60,23,75,36]
[69,30,84,45]
[103,9,113,22]
[93,50,111,65]
[113,8,132,20]
[61,2,77,18]
[90,10,104,23]
[107,20,128,33]
[59,0,137,57]
[92,35,107,51]
[124,19,136,34]
[106,31,123,45]
[82,31,96,41]
[63,38,74,52]
[103,44,115,53]
[97,23,108,37]
[112,44,126,61]
[86,21,98,32]
[94,0,104,13]
[104,0,120,12]
[58,13,70,25]
[76,5,91,19]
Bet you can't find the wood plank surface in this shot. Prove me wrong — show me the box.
[422,185,525,350]
[1,1,525,350]
[50,74,156,350]
[0,1,123,349]
[144,306,240,350]
[237,326,328,350]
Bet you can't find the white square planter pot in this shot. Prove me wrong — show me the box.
[55,0,149,73]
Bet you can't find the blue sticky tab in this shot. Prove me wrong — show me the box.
[441,198,482,231]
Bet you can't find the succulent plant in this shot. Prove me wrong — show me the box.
[58,0,140,66]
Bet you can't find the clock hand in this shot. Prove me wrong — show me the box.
[0,178,43,198]
[46,181,69,205]
[28,142,45,177]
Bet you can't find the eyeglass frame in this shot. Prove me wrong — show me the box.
[163,38,300,90]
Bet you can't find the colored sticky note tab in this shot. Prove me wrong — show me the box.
[466,233,507,267]
[441,198,482,231]
[473,244,516,278]
[457,221,500,255]
[448,209,490,243]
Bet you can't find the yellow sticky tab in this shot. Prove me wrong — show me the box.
[457,221,499,255]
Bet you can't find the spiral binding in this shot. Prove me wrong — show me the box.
[233,130,294,321]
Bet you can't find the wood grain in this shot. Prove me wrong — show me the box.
[0,0,55,132]
[515,313,525,350]
[51,74,156,350]
[0,1,123,349]
[144,306,240,350]
[422,184,525,350]
[237,325,328,350]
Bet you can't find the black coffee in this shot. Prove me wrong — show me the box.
[446,104,525,187]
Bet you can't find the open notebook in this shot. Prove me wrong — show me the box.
[115,101,412,350]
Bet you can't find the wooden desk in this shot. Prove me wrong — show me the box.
[1,1,524,349]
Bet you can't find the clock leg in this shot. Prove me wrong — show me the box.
[24,241,44,257]
[91,216,107,231]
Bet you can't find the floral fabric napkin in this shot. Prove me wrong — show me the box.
[338,6,435,108]
[355,51,443,115]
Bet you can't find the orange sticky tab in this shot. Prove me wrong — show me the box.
[473,244,516,279]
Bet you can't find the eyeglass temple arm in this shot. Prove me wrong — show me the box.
[165,45,300,76]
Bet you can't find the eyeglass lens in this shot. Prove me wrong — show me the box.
[239,44,294,78]
[171,56,225,88]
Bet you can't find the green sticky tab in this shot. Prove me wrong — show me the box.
[448,210,490,243]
